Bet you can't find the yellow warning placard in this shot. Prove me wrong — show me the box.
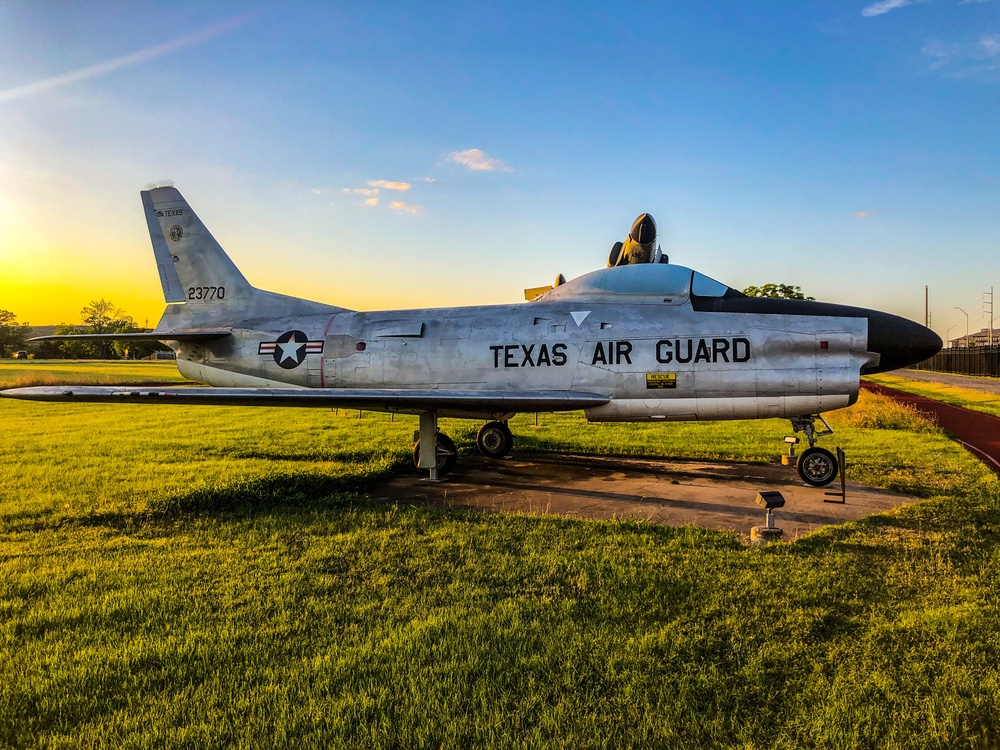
[646,373,677,389]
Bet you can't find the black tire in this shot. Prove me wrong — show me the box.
[796,447,839,487]
[412,432,458,477]
[476,421,514,458]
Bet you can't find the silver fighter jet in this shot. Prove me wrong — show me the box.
[3,185,942,486]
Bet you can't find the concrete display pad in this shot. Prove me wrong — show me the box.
[376,453,918,539]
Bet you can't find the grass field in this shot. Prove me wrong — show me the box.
[2,363,999,747]
[867,372,1000,419]
[0,360,187,389]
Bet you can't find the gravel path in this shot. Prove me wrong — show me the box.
[897,369,1000,395]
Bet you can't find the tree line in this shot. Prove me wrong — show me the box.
[0,300,169,359]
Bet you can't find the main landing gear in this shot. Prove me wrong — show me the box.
[412,414,515,479]
[411,411,457,480]
[476,421,514,458]
[788,415,839,487]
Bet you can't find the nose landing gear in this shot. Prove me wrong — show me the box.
[788,415,839,487]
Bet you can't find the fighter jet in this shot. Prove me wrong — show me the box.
[1,185,942,487]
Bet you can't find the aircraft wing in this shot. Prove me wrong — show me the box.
[28,329,232,342]
[0,386,610,419]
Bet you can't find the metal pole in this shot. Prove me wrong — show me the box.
[955,307,969,347]
[925,285,929,328]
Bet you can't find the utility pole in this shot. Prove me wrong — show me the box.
[925,285,930,328]
[955,306,970,347]
[985,288,995,347]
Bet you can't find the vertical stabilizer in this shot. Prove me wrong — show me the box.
[142,185,255,304]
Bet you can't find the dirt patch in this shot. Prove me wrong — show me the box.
[374,452,918,539]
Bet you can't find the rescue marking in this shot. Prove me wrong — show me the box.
[646,373,677,389]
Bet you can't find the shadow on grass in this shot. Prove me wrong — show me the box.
[3,459,413,533]
[194,447,402,464]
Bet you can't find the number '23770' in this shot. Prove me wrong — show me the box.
[188,286,225,301]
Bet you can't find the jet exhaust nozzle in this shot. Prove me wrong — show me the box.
[609,213,658,267]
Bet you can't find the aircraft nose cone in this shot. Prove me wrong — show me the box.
[630,213,657,244]
[865,311,943,374]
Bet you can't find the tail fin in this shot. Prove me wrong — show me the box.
[142,185,255,304]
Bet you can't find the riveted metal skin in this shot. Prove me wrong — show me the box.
[6,187,943,430]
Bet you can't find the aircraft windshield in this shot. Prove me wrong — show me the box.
[691,271,729,297]
[542,263,735,302]
[588,264,693,295]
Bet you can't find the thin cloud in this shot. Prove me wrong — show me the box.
[364,198,379,206]
[343,187,380,196]
[311,187,330,196]
[448,148,514,172]
[854,210,878,218]
[922,34,1000,78]
[368,180,411,191]
[0,13,257,104]
[390,200,423,216]
[862,0,911,16]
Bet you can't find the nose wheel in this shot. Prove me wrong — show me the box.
[476,421,514,458]
[788,414,839,487]
[796,446,839,487]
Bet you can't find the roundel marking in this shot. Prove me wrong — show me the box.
[273,330,308,369]
[169,224,184,242]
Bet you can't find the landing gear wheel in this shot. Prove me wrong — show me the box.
[796,447,839,487]
[412,432,458,478]
[476,421,514,458]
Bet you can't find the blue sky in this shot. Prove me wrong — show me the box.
[0,1,997,340]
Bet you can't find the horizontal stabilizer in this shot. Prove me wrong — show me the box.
[29,329,232,342]
[0,386,610,418]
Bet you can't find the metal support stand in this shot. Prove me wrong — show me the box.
[418,410,439,480]
[824,447,847,504]
[781,436,799,466]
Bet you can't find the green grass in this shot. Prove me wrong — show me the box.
[2,364,999,747]
[0,360,187,388]
[867,372,1000,419]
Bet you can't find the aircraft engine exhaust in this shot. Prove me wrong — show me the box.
[608,213,662,267]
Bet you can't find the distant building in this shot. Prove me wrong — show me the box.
[949,328,1000,348]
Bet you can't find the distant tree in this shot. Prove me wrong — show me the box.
[0,310,30,357]
[81,299,135,359]
[742,283,815,301]
[38,325,91,359]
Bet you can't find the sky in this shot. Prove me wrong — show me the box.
[0,1,998,341]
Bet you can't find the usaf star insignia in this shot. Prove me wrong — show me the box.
[258,330,324,369]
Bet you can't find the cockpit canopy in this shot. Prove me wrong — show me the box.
[536,263,733,303]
